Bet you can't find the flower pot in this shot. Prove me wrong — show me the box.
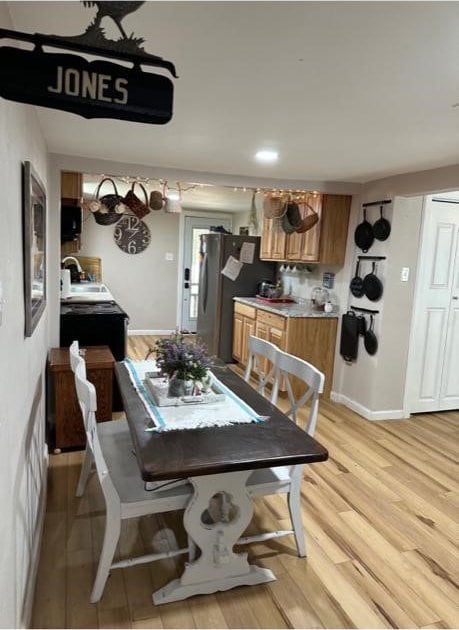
[168,376,193,398]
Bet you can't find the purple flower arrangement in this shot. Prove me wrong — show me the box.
[155,333,212,382]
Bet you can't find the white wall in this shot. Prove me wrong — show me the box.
[79,208,181,331]
[0,5,49,627]
[333,163,459,419]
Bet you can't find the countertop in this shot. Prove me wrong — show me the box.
[233,296,339,318]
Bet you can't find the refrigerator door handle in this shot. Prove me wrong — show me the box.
[201,253,208,313]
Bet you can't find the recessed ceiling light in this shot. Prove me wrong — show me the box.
[255,150,279,163]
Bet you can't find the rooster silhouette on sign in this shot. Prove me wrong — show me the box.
[82,1,145,39]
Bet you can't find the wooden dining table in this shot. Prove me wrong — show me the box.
[115,361,328,604]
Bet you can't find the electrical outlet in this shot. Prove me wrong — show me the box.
[165,252,174,261]
[401,267,410,282]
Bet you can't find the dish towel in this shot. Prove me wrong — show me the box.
[123,359,267,432]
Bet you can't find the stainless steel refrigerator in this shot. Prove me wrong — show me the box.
[197,233,276,362]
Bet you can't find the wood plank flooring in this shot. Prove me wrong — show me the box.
[32,335,459,628]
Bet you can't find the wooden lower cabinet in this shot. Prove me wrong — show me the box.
[232,302,256,366]
[233,303,337,399]
[48,345,115,450]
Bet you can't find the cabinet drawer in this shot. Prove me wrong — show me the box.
[256,309,286,331]
[234,302,256,319]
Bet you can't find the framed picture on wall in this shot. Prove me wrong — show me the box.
[23,161,46,337]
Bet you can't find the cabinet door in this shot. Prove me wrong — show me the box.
[319,195,351,265]
[260,217,286,260]
[284,194,322,262]
[232,314,244,361]
[269,326,286,351]
[242,318,255,365]
[61,171,82,203]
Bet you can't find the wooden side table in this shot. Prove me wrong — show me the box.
[48,346,115,451]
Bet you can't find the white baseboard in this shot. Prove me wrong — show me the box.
[128,329,176,336]
[330,391,408,421]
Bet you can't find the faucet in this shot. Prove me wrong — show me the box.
[61,256,83,272]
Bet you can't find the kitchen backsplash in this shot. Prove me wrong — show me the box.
[279,264,347,309]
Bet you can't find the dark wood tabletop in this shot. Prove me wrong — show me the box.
[115,362,328,481]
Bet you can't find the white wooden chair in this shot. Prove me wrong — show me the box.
[73,360,194,603]
[242,351,325,557]
[243,335,280,398]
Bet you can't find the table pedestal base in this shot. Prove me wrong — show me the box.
[153,470,276,604]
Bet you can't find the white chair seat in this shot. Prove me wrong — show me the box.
[97,419,192,510]
[246,466,292,497]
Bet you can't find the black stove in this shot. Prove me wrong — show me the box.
[60,302,127,316]
[60,300,129,361]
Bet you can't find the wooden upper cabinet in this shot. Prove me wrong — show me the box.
[261,193,351,265]
[61,171,83,205]
[260,217,286,260]
[319,194,352,265]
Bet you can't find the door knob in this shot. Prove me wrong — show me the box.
[453,296,458,300]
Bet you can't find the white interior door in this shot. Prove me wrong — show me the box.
[407,198,459,412]
[181,216,231,333]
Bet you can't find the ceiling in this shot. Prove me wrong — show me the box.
[5,1,459,190]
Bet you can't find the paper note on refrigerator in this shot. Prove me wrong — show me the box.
[239,242,255,264]
[221,255,243,281]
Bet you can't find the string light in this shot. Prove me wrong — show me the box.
[85,172,322,201]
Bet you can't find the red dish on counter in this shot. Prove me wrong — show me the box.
[255,295,296,303]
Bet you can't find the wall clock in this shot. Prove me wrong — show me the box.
[114,215,151,254]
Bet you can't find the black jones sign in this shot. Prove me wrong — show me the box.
[0,47,173,124]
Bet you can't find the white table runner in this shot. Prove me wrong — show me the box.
[124,359,266,432]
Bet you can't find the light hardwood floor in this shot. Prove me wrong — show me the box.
[32,335,459,629]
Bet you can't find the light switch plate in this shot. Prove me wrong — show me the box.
[401,267,410,282]
[165,252,174,261]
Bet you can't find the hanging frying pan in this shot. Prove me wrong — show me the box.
[363,262,383,301]
[354,208,374,252]
[350,260,364,297]
[357,314,367,336]
[364,314,378,355]
[373,205,391,241]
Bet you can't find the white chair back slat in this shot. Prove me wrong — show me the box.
[274,351,324,437]
[244,336,280,400]
[70,339,86,379]
[74,363,117,498]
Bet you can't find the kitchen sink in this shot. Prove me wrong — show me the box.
[69,283,110,293]
[61,283,114,302]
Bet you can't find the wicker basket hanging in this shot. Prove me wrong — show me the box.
[263,193,287,219]
[123,182,151,219]
[88,178,128,226]
[295,202,319,233]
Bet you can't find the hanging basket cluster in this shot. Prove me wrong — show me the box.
[83,177,185,225]
[263,193,320,234]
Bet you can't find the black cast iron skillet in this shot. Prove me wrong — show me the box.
[373,205,391,241]
[354,208,374,252]
[358,315,367,336]
[364,314,378,355]
[350,260,364,297]
[363,262,383,301]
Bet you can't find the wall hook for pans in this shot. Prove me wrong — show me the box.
[373,205,391,241]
